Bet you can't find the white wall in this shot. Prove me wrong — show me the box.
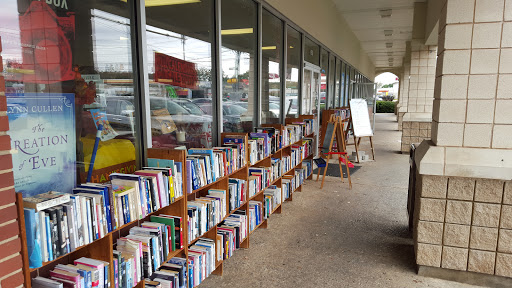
[265,0,376,79]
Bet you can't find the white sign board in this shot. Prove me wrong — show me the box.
[350,99,373,137]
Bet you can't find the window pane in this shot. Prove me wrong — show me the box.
[320,49,328,111]
[261,9,282,125]
[285,26,300,118]
[146,1,213,149]
[340,62,345,107]
[221,0,257,133]
[344,64,350,105]
[335,58,341,108]
[1,0,137,195]
[304,37,320,66]
[328,54,335,108]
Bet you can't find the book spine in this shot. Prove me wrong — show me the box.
[44,214,53,261]
[55,207,67,255]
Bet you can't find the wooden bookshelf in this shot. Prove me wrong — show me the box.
[19,115,316,288]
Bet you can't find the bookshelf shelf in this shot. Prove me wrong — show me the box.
[250,155,270,167]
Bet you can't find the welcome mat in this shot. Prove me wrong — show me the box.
[313,164,361,178]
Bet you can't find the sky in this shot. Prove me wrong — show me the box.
[375,72,399,85]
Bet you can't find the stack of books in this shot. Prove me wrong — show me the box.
[263,185,282,218]
[303,119,315,136]
[228,178,246,211]
[303,160,313,177]
[217,210,247,260]
[248,201,263,232]
[271,158,281,180]
[249,132,270,162]
[31,257,110,288]
[281,175,295,200]
[188,239,216,287]
[302,137,314,158]
[222,134,247,170]
[254,127,280,154]
[249,167,271,193]
[147,257,187,288]
[187,190,227,242]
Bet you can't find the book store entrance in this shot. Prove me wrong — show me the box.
[302,62,321,157]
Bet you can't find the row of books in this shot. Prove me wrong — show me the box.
[228,178,246,212]
[31,257,110,288]
[217,211,247,260]
[186,135,247,193]
[263,186,282,219]
[188,190,227,243]
[248,201,263,232]
[188,239,216,287]
[145,257,187,288]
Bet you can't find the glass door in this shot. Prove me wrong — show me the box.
[303,62,321,156]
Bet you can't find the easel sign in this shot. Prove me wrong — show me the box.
[316,115,352,189]
[349,99,376,162]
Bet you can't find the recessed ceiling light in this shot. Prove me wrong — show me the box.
[262,46,277,50]
[221,28,254,35]
[384,30,393,37]
[386,42,393,48]
[379,9,392,18]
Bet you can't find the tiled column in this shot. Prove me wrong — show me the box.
[397,42,411,131]
[414,0,512,282]
[400,41,436,153]
[0,37,24,287]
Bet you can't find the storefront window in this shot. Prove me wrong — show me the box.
[340,62,345,107]
[304,37,320,66]
[145,1,213,149]
[328,54,335,109]
[344,64,350,106]
[1,0,137,195]
[335,58,341,108]
[221,0,257,133]
[285,26,300,118]
[320,49,328,111]
[261,9,282,125]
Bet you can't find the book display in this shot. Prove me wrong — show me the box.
[19,116,316,288]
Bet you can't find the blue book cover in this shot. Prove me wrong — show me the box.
[190,159,199,190]
[44,214,53,261]
[188,149,216,181]
[147,158,174,168]
[7,93,76,197]
[113,258,118,288]
[122,194,130,223]
[24,208,42,268]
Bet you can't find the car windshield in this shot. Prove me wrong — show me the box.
[269,103,279,109]
[177,101,204,116]
[225,104,247,115]
[150,98,189,115]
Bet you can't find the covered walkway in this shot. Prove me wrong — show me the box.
[200,113,477,288]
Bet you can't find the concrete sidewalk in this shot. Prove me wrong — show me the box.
[200,113,480,288]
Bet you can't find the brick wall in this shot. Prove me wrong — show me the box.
[0,36,24,288]
[401,120,431,153]
[414,174,512,277]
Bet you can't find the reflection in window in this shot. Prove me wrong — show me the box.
[286,27,301,118]
[335,58,341,108]
[304,37,320,66]
[145,1,213,149]
[221,0,257,133]
[340,62,345,107]
[1,0,137,194]
[320,48,328,112]
[261,9,282,124]
[328,54,335,109]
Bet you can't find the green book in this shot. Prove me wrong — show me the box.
[150,215,176,252]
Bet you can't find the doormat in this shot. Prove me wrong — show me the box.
[313,164,361,178]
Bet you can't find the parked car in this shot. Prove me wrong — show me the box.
[99,96,212,148]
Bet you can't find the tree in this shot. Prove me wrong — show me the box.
[381,83,394,88]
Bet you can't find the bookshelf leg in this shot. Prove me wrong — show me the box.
[276,204,282,214]
[241,236,250,249]
[261,219,268,229]
[212,262,223,276]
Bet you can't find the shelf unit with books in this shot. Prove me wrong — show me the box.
[18,115,317,288]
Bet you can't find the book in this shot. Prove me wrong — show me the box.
[24,208,43,268]
[23,192,71,212]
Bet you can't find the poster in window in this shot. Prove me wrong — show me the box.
[7,93,76,197]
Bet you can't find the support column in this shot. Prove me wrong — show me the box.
[397,42,411,132]
[414,0,512,283]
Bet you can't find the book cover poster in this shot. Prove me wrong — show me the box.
[7,93,76,197]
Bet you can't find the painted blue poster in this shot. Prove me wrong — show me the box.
[6,93,76,197]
